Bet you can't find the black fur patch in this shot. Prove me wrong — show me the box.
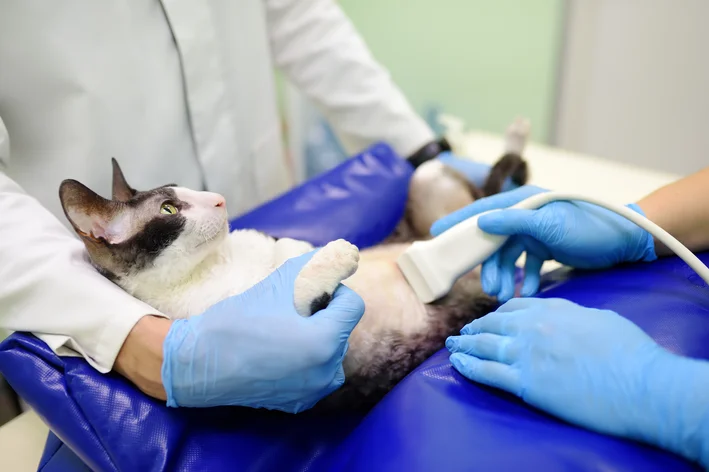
[309,292,332,314]
[111,187,189,271]
[130,215,187,258]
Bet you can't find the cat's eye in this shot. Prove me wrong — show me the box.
[160,203,178,215]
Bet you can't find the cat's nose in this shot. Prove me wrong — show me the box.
[205,192,226,208]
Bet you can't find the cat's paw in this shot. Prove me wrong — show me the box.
[504,116,531,155]
[294,239,360,317]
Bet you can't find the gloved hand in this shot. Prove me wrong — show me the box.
[437,152,519,192]
[446,298,709,468]
[430,185,657,302]
[161,250,365,413]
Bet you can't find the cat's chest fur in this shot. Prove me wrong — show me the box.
[119,227,430,346]
[121,229,286,319]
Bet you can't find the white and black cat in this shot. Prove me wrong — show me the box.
[58,119,530,410]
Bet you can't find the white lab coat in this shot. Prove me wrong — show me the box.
[0,0,434,372]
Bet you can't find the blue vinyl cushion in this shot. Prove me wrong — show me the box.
[326,255,709,471]
[0,143,706,471]
[229,142,413,248]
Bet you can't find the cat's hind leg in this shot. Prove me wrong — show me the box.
[389,159,478,242]
[293,239,360,316]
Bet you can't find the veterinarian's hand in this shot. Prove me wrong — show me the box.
[161,250,365,413]
[446,297,709,468]
[437,152,519,192]
[430,185,656,302]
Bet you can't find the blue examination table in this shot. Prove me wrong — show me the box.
[0,144,707,471]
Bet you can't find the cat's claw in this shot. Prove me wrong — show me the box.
[294,239,360,317]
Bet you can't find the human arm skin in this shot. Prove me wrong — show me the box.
[114,316,172,401]
[637,166,709,257]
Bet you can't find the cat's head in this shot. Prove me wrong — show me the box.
[58,159,229,281]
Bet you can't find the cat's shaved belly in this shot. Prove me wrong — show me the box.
[340,243,429,369]
[314,241,494,409]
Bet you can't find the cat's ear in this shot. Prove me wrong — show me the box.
[111,158,137,202]
[59,179,131,245]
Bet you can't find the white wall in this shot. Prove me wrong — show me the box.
[553,0,709,176]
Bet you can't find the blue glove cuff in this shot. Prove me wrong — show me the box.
[625,203,658,263]
[161,318,192,408]
[640,352,709,468]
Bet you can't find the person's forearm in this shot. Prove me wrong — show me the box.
[114,316,172,401]
[637,166,709,256]
[633,353,709,468]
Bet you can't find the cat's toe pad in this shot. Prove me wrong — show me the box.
[294,239,359,317]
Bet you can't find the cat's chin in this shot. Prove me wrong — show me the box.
[195,221,229,250]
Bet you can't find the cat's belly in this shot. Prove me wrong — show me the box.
[341,243,430,370]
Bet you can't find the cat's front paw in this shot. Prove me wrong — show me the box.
[294,239,359,316]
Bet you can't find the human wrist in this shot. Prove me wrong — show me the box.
[161,318,190,407]
[161,317,210,408]
[406,137,451,168]
[114,315,172,401]
[634,350,709,468]
[624,203,658,263]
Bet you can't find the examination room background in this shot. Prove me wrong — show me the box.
[1,0,708,430]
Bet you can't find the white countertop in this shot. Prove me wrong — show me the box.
[453,129,681,205]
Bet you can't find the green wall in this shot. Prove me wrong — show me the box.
[337,0,565,142]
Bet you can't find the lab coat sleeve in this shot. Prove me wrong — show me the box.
[0,116,167,373]
[264,0,436,158]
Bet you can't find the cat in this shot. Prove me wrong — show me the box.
[57,118,531,410]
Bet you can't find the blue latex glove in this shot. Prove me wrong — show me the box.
[446,297,709,468]
[161,250,365,413]
[437,152,518,192]
[430,185,657,302]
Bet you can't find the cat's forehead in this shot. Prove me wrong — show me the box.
[128,185,181,206]
[171,187,218,205]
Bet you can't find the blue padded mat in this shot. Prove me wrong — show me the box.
[0,143,706,471]
[326,254,709,471]
[229,142,413,249]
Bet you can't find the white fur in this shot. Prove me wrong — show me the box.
[121,187,366,322]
